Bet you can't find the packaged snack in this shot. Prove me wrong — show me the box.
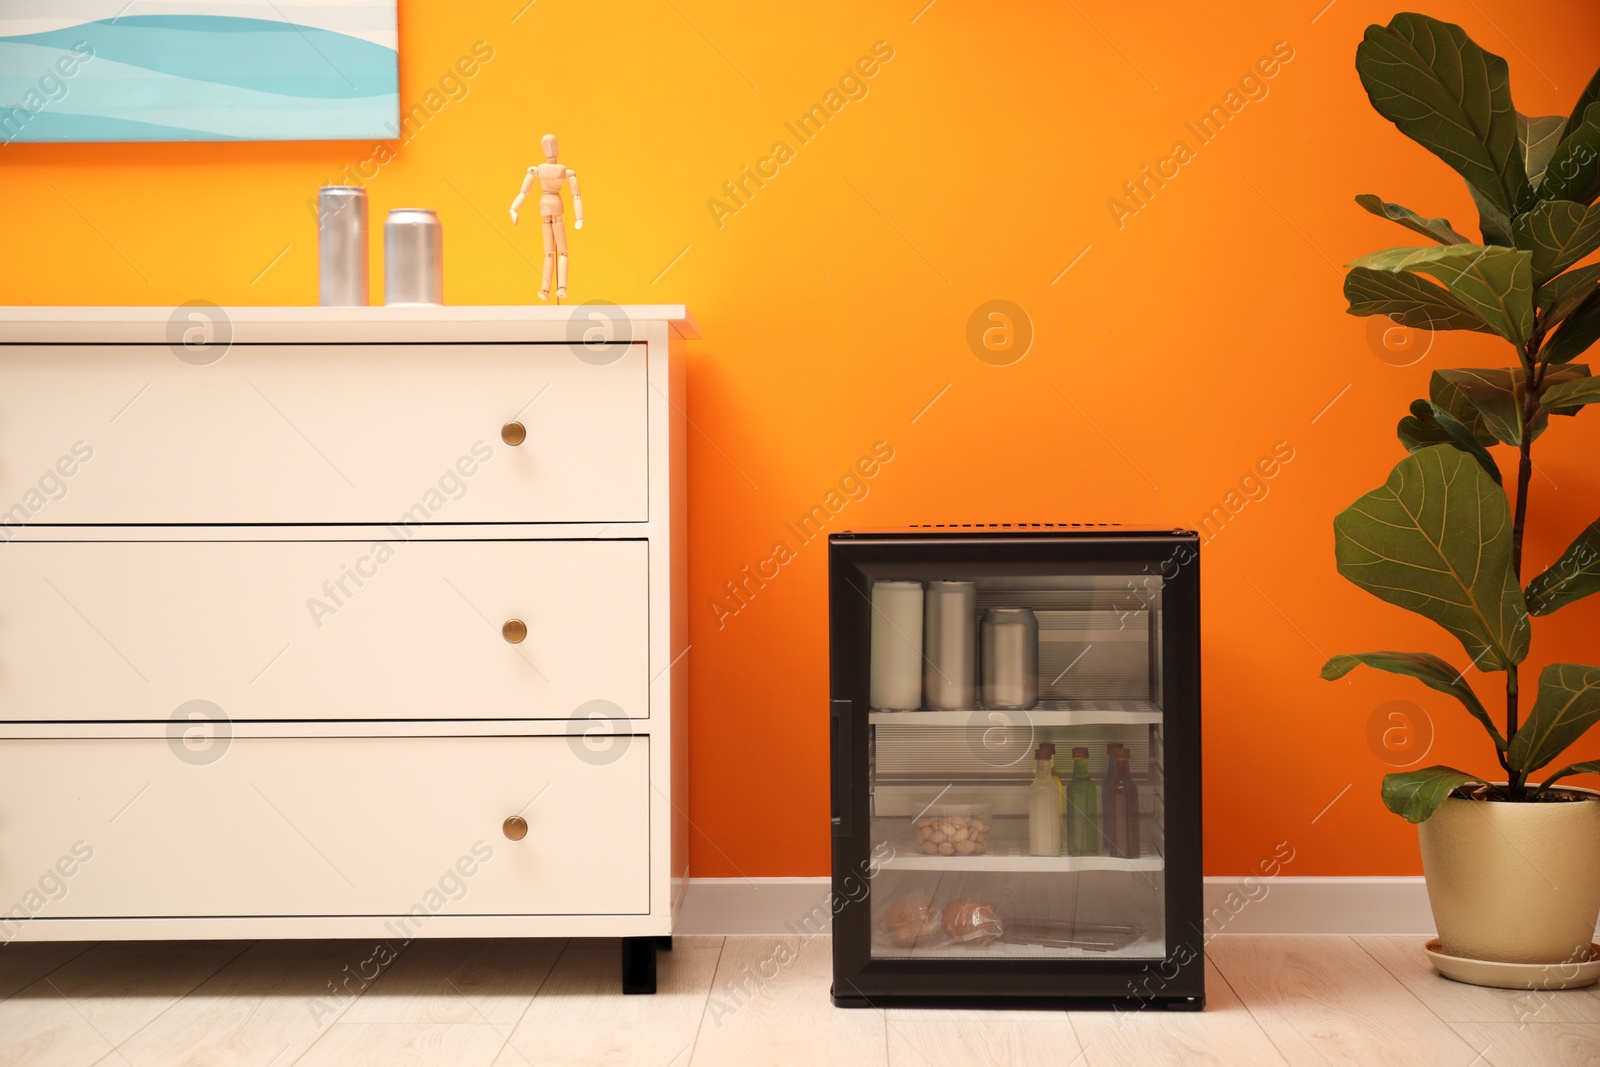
[941,898,1003,946]
[880,898,941,948]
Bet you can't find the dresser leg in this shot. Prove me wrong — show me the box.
[622,936,658,994]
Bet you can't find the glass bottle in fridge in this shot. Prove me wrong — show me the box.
[1028,742,1061,856]
[1100,742,1126,825]
[1065,746,1099,856]
[1106,749,1141,859]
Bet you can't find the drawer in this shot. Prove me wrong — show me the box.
[0,343,646,525]
[0,737,649,919]
[0,539,649,721]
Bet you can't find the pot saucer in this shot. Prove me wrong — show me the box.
[1424,939,1600,990]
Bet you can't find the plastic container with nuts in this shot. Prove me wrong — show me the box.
[912,802,991,856]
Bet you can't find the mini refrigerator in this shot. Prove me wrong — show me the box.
[828,526,1203,1009]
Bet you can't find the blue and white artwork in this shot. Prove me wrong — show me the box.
[0,1,399,144]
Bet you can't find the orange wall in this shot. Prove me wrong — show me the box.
[5,1,1600,878]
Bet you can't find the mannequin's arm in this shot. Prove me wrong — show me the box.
[567,169,583,228]
[509,171,535,224]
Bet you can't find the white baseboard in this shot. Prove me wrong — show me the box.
[1200,876,1436,935]
[676,878,838,937]
[673,876,1443,937]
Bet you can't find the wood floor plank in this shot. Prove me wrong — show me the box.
[1068,959,1288,1067]
[688,935,886,1067]
[494,937,721,1067]
[886,1013,1079,1067]
[338,938,564,1026]
[0,940,245,1067]
[1211,935,1482,1067]
[0,943,95,1001]
[1450,1022,1600,1067]
[1356,936,1600,1025]
[105,939,404,1067]
[293,1023,508,1067]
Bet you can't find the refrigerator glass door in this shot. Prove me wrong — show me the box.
[866,571,1167,961]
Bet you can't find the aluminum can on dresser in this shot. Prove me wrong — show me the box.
[383,208,444,305]
[981,607,1039,710]
[317,186,368,306]
[922,580,977,710]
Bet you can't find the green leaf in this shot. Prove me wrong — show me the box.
[1355,194,1471,245]
[1427,382,1493,441]
[1564,65,1600,144]
[1383,766,1485,822]
[1512,201,1600,285]
[1469,185,1516,246]
[1322,650,1506,749]
[1547,288,1600,364]
[1431,368,1524,445]
[1525,519,1600,615]
[1348,245,1534,345]
[1396,400,1501,484]
[1356,14,1530,217]
[1519,113,1568,188]
[1536,263,1600,332]
[1334,445,1530,671]
[1429,365,1589,445]
[1404,391,1497,463]
[1398,399,1454,453]
[1344,267,1500,335]
[1541,102,1600,205]
[1509,664,1600,773]
[1429,401,1503,483]
[1539,375,1600,417]
[1540,759,1600,792]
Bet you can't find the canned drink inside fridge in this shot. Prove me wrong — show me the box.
[922,580,976,710]
[981,606,1039,710]
[869,580,924,711]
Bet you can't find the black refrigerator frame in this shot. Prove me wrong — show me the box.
[828,527,1204,1010]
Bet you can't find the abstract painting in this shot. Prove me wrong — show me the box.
[0,1,399,144]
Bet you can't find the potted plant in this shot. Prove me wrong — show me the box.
[1322,12,1600,981]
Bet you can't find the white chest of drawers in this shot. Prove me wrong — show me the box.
[0,305,693,993]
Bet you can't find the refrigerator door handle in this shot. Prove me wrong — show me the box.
[830,698,854,838]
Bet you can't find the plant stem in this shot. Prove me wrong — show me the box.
[1506,336,1546,799]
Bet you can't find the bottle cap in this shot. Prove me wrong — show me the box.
[1035,742,1056,760]
[1071,746,1088,759]
[1107,742,1125,752]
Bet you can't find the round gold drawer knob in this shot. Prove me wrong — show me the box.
[502,618,528,644]
[503,816,528,841]
[501,421,527,446]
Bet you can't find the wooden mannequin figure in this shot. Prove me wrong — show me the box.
[509,133,583,301]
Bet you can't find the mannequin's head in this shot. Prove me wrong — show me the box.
[541,133,559,161]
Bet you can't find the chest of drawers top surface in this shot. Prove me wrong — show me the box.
[0,304,699,343]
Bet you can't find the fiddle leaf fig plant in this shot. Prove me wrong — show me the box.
[1322,12,1600,822]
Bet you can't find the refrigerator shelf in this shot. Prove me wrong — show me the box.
[875,816,1165,874]
[869,700,1162,727]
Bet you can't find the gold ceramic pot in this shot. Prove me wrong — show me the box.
[1418,785,1600,966]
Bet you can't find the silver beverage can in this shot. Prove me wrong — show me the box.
[869,580,924,712]
[317,186,368,306]
[384,208,444,305]
[981,607,1039,710]
[922,580,976,710]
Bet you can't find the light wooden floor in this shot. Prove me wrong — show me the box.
[0,935,1596,1066]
